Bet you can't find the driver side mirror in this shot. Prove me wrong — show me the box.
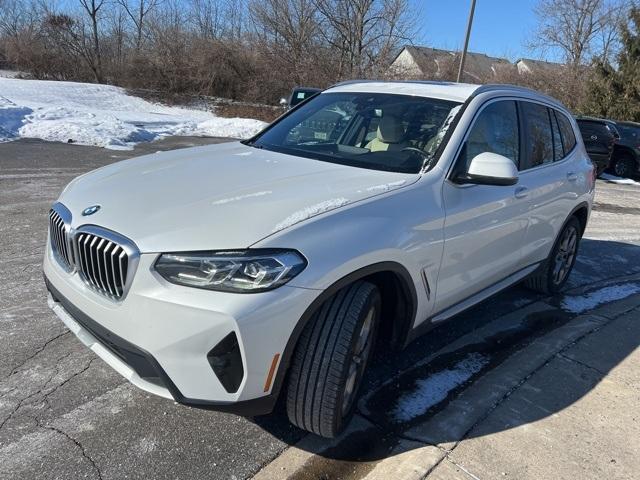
[279,97,288,107]
[454,152,518,186]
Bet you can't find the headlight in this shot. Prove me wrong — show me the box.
[154,249,307,293]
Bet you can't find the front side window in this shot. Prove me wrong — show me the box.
[250,92,462,173]
[458,100,520,172]
[521,102,553,169]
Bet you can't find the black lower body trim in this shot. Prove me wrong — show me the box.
[44,274,277,417]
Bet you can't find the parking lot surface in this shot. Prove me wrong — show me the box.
[1,137,639,479]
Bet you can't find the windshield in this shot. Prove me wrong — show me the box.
[249,92,462,173]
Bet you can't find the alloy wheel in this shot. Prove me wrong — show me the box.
[552,225,578,285]
[341,306,376,416]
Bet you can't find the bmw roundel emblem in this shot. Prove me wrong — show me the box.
[82,205,101,216]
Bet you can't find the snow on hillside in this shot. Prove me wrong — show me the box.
[0,78,266,149]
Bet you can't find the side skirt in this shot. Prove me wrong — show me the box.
[405,262,541,345]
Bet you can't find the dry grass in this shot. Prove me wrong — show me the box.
[215,104,282,123]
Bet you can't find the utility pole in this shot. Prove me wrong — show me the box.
[457,0,477,83]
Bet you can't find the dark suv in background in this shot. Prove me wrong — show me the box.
[610,121,640,178]
[575,117,618,176]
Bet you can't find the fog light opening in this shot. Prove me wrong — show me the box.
[207,332,244,393]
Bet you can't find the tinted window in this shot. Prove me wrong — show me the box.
[460,100,519,171]
[290,89,320,107]
[617,124,640,140]
[578,121,609,139]
[557,112,577,153]
[550,110,564,161]
[521,102,553,168]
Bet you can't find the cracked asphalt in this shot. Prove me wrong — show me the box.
[1,137,640,480]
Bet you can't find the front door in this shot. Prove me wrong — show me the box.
[436,99,528,313]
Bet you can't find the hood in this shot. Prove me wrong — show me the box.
[59,142,418,252]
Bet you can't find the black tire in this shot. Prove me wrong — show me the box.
[612,154,636,178]
[524,216,582,294]
[285,281,381,437]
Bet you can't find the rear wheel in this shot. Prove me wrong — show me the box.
[524,216,581,294]
[612,154,636,178]
[285,281,380,437]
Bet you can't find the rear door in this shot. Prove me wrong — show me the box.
[519,103,580,266]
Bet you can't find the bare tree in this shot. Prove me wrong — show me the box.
[189,0,223,39]
[78,0,105,81]
[529,0,626,67]
[115,0,160,50]
[314,0,414,78]
[249,0,321,84]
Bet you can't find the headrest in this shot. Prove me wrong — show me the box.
[377,116,404,144]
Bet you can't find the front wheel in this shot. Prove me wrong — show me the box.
[285,281,380,437]
[524,216,581,294]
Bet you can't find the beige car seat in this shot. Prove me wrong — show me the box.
[366,116,408,152]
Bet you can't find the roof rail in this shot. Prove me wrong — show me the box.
[471,83,565,108]
[329,79,464,88]
[326,80,567,110]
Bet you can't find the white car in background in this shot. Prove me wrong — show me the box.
[44,81,595,438]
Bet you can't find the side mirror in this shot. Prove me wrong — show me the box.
[454,152,518,186]
[279,97,288,107]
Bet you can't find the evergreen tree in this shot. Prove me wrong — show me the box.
[584,7,640,120]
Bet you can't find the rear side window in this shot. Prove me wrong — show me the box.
[521,102,553,168]
[550,110,564,161]
[460,100,520,171]
[556,112,577,153]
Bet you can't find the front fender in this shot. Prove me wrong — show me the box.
[252,182,446,325]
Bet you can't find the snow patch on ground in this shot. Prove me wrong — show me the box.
[600,173,640,186]
[561,283,640,314]
[0,78,266,149]
[272,198,351,232]
[392,353,489,422]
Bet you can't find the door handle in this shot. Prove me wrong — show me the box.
[567,172,578,182]
[514,186,529,199]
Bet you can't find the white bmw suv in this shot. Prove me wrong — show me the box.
[44,81,595,437]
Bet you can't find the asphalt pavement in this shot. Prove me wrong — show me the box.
[1,137,639,480]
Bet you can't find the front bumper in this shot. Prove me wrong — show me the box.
[44,244,320,415]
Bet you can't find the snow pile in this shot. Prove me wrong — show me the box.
[392,353,488,422]
[561,283,640,314]
[0,77,266,149]
[600,173,640,186]
[0,97,32,142]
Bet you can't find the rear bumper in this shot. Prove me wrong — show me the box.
[45,276,279,416]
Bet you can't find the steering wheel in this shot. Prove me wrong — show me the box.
[401,147,428,158]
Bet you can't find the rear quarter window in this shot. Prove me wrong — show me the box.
[556,113,577,153]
